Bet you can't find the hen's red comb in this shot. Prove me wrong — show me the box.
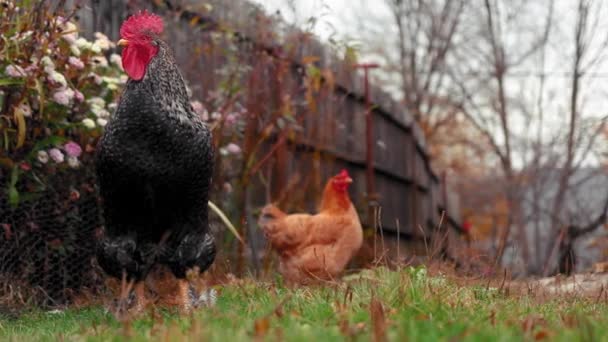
[336,169,350,178]
[120,10,164,40]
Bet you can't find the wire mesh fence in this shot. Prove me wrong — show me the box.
[0,162,104,308]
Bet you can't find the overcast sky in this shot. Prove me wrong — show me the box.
[248,1,608,168]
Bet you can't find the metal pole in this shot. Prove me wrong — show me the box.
[354,63,380,224]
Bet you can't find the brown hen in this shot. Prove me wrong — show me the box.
[259,170,363,284]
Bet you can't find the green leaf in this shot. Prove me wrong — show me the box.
[8,186,19,208]
[0,78,24,87]
[9,165,18,186]
[7,165,19,208]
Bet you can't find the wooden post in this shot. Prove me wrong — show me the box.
[354,63,380,226]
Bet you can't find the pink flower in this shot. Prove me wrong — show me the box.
[68,56,84,70]
[63,141,82,158]
[226,143,241,154]
[223,182,233,193]
[19,162,31,171]
[5,65,26,77]
[52,88,74,106]
[48,148,64,163]
[225,113,238,125]
[24,64,38,75]
[74,90,84,102]
[191,100,205,115]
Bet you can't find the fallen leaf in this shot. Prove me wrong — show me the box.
[254,317,270,339]
[535,330,550,340]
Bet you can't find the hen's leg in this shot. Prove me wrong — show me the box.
[165,231,216,312]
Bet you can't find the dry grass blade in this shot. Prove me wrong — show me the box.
[208,200,244,244]
[370,296,387,342]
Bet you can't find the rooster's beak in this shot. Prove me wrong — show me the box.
[117,39,129,47]
[345,177,353,184]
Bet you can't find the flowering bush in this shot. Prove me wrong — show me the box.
[0,4,125,207]
[0,3,139,304]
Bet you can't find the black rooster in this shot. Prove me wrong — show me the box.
[95,11,215,314]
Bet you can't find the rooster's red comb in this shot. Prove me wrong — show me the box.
[120,10,164,40]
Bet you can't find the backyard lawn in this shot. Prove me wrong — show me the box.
[2,267,607,341]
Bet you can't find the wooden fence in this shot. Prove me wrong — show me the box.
[74,0,462,259]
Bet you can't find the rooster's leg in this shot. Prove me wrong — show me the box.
[176,278,193,313]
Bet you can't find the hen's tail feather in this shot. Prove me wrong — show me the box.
[261,204,286,220]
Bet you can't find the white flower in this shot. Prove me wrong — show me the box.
[94,32,108,40]
[82,118,96,129]
[70,45,81,57]
[108,102,118,111]
[37,150,49,164]
[17,30,33,41]
[91,56,108,68]
[48,70,67,87]
[41,56,55,70]
[90,42,102,54]
[68,56,84,70]
[87,72,102,85]
[61,21,78,44]
[93,32,113,50]
[15,102,32,117]
[96,118,108,127]
[5,65,26,77]
[101,76,120,90]
[67,156,80,168]
[75,37,92,50]
[63,21,77,32]
[91,106,110,118]
[87,97,105,108]
[48,148,64,163]
[52,88,74,106]
[110,54,123,70]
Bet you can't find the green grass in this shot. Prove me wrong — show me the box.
[1,267,608,341]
